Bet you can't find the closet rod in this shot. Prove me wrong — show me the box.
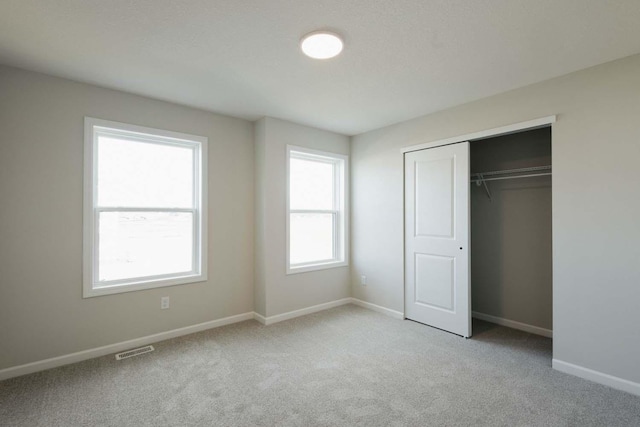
[470,172,551,183]
[470,165,552,200]
[470,165,551,178]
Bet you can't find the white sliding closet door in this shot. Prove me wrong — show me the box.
[404,142,471,337]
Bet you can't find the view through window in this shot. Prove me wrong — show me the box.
[287,146,347,273]
[84,118,207,297]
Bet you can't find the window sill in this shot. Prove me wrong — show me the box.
[83,273,207,298]
[286,261,348,275]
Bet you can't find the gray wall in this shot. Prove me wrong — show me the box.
[254,117,351,317]
[351,54,640,384]
[470,129,552,330]
[0,66,255,369]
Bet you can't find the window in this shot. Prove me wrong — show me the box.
[286,145,348,274]
[83,117,207,297]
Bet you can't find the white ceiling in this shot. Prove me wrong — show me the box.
[1,1,640,135]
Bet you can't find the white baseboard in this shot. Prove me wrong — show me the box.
[472,311,552,338]
[0,311,254,381]
[0,298,381,380]
[253,312,267,325]
[7,299,637,401]
[350,298,404,319]
[259,298,352,326]
[254,297,404,325]
[552,359,640,397]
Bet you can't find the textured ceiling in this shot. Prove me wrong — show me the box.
[1,1,640,135]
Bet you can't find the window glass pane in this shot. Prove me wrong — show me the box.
[290,213,334,265]
[290,157,334,210]
[98,212,193,283]
[97,136,194,208]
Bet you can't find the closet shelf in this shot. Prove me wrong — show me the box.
[471,165,551,181]
[470,165,552,201]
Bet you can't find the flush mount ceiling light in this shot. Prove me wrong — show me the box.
[300,31,344,59]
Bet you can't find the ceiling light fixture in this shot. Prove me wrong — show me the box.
[300,31,344,59]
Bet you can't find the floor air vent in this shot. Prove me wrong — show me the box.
[115,345,155,360]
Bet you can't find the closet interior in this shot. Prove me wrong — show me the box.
[470,127,553,337]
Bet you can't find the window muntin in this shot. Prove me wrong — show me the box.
[287,146,348,273]
[84,117,207,297]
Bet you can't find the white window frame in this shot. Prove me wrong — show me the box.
[286,145,349,274]
[83,117,208,298]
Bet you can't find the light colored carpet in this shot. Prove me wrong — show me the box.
[1,305,639,426]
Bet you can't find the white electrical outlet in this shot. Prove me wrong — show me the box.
[360,275,367,286]
[161,296,170,309]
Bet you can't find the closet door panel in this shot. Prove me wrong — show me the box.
[414,253,455,311]
[405,142,470,337]
[414,157,454,238]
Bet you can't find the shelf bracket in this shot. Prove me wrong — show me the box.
[475,174,492,201]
